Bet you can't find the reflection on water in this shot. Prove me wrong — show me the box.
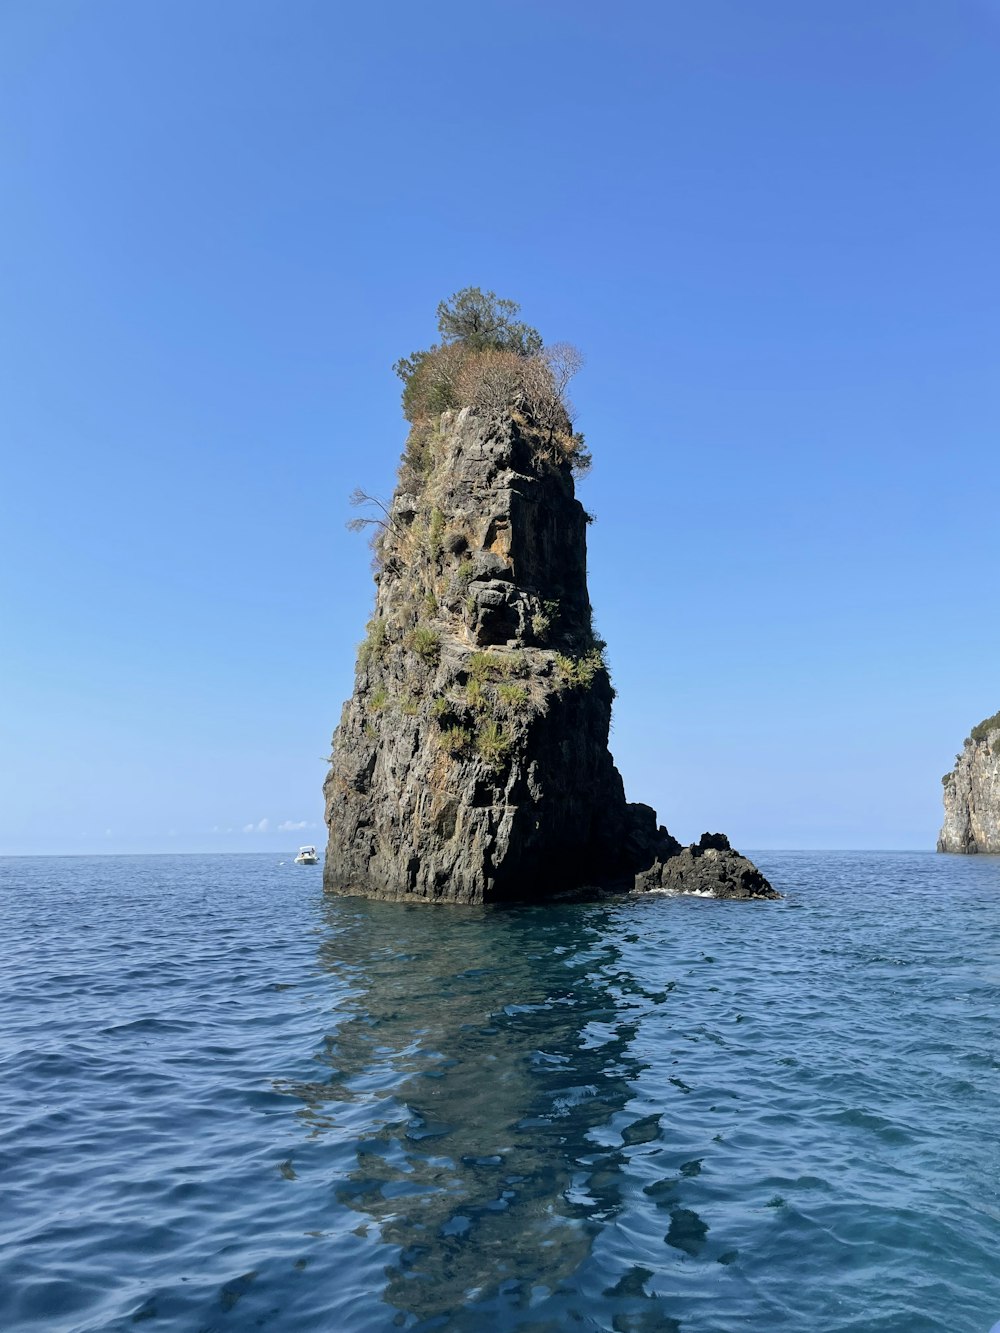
[6,853,998,1332]
[280,897,686,1329]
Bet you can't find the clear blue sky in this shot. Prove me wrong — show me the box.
[2,0,998,855]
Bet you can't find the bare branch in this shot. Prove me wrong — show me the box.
[349,488,394,524]
[346,488,406,544]
[543,342,584,403]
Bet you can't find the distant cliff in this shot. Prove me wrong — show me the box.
[938,711,1000,853]
[323,290,777,904]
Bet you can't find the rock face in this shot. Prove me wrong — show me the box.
[634,832,777,899]
[938,715,1000,853]
[324,405,777,903]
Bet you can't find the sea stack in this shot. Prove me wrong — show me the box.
[323,290,776,903]
[938,711,1000,853]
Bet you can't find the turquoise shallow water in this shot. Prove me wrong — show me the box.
[2,851,1000,1332]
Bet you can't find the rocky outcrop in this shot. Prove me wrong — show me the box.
[938,714,1000,853]
[324,404,776,903]
[634,832,776,899]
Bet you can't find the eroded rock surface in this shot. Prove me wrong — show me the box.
[634,833,779,900]
[938,717,1000,853]
[324,406,775,903]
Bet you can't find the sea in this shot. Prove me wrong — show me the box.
[2,851,1000,1333]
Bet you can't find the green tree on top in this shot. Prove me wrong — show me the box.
[389,289,588,477]
[435,287,543,356]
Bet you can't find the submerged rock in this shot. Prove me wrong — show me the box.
[938,712,1000,853]
[324,297,775,905]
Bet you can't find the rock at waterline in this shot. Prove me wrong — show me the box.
[323,293,776,905]
[634,833,779,900]
[938,711,1000,854]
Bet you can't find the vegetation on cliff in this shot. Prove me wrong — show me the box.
[323,291,777,903]
[968,710,1000,746]
[392,288,590,487]
[939,709,1000,853]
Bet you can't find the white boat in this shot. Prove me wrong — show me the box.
[294,845,319,865]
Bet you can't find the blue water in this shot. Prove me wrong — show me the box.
[2,852,1000,1332]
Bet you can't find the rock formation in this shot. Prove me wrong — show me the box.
[938,712,1000,853]
[323,292,776,904]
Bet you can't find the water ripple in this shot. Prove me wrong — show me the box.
[0,850,999,1330]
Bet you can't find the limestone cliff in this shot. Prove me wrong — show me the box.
[938,712,1000,853]
[323,404,775,904]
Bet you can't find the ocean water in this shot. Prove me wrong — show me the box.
[2,852,1000,1333]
